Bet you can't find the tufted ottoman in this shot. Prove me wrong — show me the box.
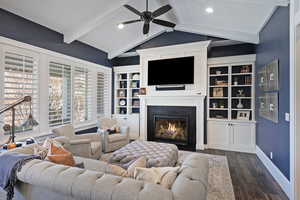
[109,140,179,168]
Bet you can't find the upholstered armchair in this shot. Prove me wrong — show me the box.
[52,124,102,159]
[98,118,130,153]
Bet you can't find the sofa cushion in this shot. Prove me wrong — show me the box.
[171,154,208,200]
[108,134,128,143]
[74,156,108,172]
[134,167,180,189]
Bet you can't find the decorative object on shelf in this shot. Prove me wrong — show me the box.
[237,99,244,109]
[237,90,245,97]
[237,111,250,120]
[241,65,251,73]
[119,99,126,106]
[120,81,126,88]
[118,90,126,97]
[213,88,224,97]
[245,76,252,85]
[0,96,39,148]
[133,91,139,97]
[258,92,278,123]
[131,81,138,88]
[233,77,238,86]
[212,103,218,108]
[132,100,140,107]
[120,109,126,114]
[215,115,225,119]
[216,70,222,75]
[215,80,227,86]
[139,88,147,95]
[219,102,225,108]
[132,74,140,80]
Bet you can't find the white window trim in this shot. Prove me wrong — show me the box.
[0,36,112,141]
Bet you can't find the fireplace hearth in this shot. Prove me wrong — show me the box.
[147,106,196,151]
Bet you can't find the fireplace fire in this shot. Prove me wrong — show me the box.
[155,120,187,141]
[148,106,196,151]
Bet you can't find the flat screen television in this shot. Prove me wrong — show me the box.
[148,56,194,86]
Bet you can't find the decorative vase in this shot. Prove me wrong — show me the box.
[237,99,244,109]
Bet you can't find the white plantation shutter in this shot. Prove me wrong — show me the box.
[73,66,93,123]
[97,71,111,116]
[48,61,72,127]
[97,72,105,115]
[2,48,39,132]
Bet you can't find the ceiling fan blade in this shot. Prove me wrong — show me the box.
[152,19,176,28]
[124,5,142,16]
[143,23,150,34]
[122,19,142,25]
[152,5,172,18]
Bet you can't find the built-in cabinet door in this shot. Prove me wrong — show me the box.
[231,123,256,152]
[114,114,140,140]
[207,121,230,150]
[207,121,256,153]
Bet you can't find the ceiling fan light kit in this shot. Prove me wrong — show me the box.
[120,0,176,34]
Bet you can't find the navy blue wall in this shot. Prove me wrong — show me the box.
[111,31,256,66]
[0,8,111,67]
[256,7,290,179]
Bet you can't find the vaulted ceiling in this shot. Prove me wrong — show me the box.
[0,0,289,59]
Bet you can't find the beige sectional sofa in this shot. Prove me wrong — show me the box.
[4,144,209,200]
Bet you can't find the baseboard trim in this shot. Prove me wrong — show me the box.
[256,146,291,198]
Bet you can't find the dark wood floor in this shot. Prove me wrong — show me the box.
[198,149,289,200]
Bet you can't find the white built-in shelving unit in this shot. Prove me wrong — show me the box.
[208,63,255,121]
[113,65,141,139]
[207,55,256,153]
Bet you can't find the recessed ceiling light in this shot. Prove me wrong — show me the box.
[118,23,125,29]
[205,7,214,14]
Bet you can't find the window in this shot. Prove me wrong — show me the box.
[2,49,38,132]
[0,41,111,137]
[73,67,92,123]
[48,61,72,127]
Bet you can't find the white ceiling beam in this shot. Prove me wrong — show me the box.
[224,0,289,7]
[175,24,259,44]
[108,29,167,59]
[63,0,130,44]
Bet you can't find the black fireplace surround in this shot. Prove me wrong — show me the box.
[147,106,196,151]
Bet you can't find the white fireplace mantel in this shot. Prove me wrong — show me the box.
[139,95,206,150]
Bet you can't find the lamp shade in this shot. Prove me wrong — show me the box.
[21,114,39,128]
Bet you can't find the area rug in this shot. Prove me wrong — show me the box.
[101,150,235,200]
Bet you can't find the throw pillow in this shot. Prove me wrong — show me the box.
[107,164,130,177]
[33,144,48,160]
[134,167,180,189]
[43,138,62,149]
[107,156,147,177]
[127,157,147,177]
[47,143,75,166]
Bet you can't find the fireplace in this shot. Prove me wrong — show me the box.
[147,106,196,151]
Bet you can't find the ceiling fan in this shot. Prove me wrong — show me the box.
[119,0,176,35]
